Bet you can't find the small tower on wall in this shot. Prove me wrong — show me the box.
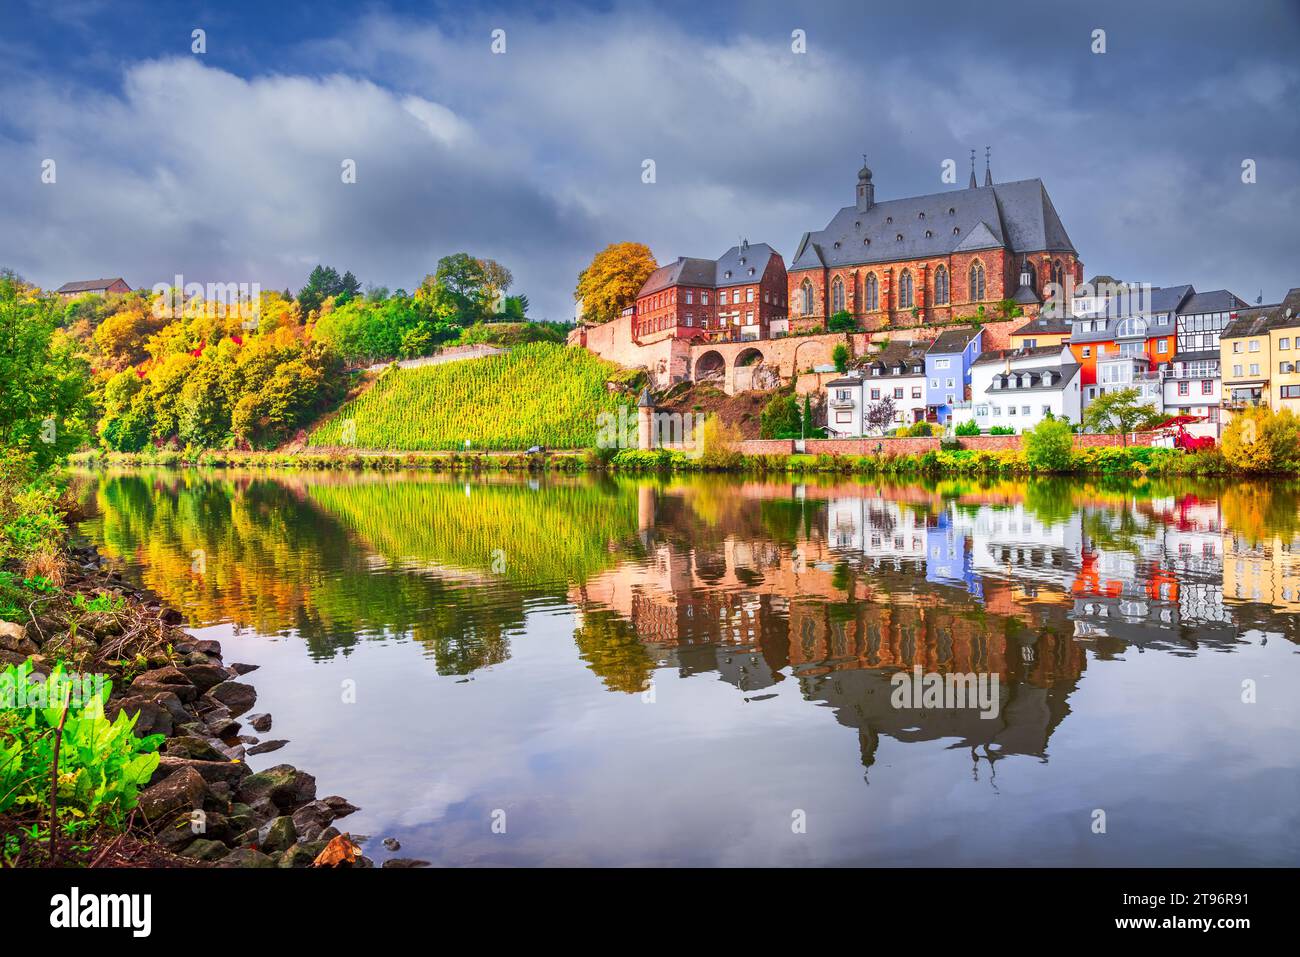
[637,388,657,450]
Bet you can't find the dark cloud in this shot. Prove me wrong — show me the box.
[0,0,1296,317]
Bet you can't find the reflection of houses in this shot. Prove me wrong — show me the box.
[924,511,979,596]
[1222,532,1300,612]
[827,496,928,560]
[954,503,1083,591]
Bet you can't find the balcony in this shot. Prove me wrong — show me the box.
[828,396,856,410]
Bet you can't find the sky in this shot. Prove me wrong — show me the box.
[2,0,1298,320]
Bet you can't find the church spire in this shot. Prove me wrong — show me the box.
[968,149,977,189]
[984,146,993,186]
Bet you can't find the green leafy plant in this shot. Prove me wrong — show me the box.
[955,420,980,436]
[0,662,163,829]
[826,311,856,332]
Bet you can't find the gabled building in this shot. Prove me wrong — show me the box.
[55,277,131,299]
[632,240,787,344]
[957,344,1082,432]
[787,157,1082,329]
[924,325,983,425]
[1220,288,1300,419]
[1009,313,1072,350]
[825,342,929,436]
[1068,284,1193,406]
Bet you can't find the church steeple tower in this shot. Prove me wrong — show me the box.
[984,146,993,186]
[856,154,875,212]
[968,148,977,189]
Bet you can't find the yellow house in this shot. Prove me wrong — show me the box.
[1009,314,1071,350]
[1220,288,1300,420]
[1220,310,1274,416]
[1268,314,1300,415]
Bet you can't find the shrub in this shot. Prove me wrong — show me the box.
[905,421,934,437]
[1024,417,1074,471]
[760,393,801,439]
[1221,406,1300,473]
[954,420,980,436]
[827,311,856,332]
[832,343,850,373]
[989,426,1016,435]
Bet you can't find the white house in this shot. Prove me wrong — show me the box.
[824,343,928,436]
[1161,355,1222,437]
[957,345,1083,432]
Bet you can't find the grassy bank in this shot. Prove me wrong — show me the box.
[71,442,1244,477]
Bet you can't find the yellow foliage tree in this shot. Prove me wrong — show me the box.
[1221,405,1300,474]
[574,242,657,325]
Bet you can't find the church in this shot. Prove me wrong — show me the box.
[786,154,1083,330]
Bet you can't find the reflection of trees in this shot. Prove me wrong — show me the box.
[78,470,642,675]
[1220,482,1300,546]
[572,608,657,693]
[309,479,641,585]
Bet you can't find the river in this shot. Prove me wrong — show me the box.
[71,468,1300,866]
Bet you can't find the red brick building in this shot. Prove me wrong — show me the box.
[632,241,787,344]
[786,159,1082,329]
[54,277,131,299]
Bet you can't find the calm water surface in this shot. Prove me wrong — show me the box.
[72,469,1300,866]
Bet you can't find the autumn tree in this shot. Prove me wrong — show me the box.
[575,242,657,325]
[1221,405,1300,474]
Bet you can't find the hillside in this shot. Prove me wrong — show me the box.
[308,342,636,451]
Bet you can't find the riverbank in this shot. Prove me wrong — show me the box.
[71,443,1241,477]
[0,537,370,868]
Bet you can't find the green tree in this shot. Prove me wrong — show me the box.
[0,273,93,470]
[298,265,359,316]
[1024,416,1074,471]
[760,393,801,438]
[1082,387,1165,445]
[832,342,850,373]
[827,311,856,332]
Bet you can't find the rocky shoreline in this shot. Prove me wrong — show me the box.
[1,541,377,868]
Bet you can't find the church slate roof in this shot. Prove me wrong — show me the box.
[789,178,1075,274]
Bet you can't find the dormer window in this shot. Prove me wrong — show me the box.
[739,257,746,265]
[918,211,925,220]
[724,270,731,279]
[864,237,871,246]
[896,234,903,242]
[952,227,960,235]
[885,216,893,224]
[948,207,956,215]
[854,221,861,229]
[833,241,840,249]
[925,230,932,238]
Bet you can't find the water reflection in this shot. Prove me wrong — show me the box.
[72,469,1300,865]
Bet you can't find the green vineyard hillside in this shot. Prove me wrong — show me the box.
[308,343,634,451]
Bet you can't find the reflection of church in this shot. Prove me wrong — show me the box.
[568,478,1300,773]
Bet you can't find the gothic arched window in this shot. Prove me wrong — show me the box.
[969,261,986,301]
[801,279,815,316]
[898,270,914,309]
[934,266,949,305]
[864,273,879,311]
[831,276,845,314]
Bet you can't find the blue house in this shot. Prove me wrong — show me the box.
[924,326,983,424]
